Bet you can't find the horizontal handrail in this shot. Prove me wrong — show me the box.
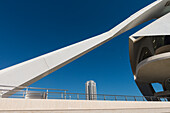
[0,85,169,101]
[0,85,68,91]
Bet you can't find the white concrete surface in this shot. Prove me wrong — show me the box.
[0,98,170,113]
[136,52,170,83]
[132,12,170,37]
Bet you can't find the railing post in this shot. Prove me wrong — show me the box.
[25,87,29,99]
[125,96,127,101]
[143,96,145,101]
[134,96,136,101]
[64,90,66,99]
[61,93,63,99]
[77,94,79,100]
[115,96,117,101]
[0,91,3,98]
[46,89,48,99]
[150,97,153,101]
[164,97,166,101]
[23,91,25,98]
[43,92,46,99]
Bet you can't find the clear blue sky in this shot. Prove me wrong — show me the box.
[0,0,161,96]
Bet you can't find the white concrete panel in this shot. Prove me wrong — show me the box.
[0,98,170,113]
[132,12,170,37]
[0,57,49,86]
[136,52,170,83]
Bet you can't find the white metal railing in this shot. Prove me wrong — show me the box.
[0,85,169,101]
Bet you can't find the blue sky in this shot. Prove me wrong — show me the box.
[0,0,160,96]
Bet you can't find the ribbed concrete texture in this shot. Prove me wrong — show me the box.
[0,98,170,113]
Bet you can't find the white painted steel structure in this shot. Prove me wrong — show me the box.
[0,0,170,99]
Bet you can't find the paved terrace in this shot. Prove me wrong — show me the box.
[0,98,170,113]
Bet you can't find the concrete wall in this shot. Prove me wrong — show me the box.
[0,98,170,113]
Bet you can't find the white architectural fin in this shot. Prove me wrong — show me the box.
[132,12,170,37]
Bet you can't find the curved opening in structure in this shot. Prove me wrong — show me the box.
[151,83,164,93]
[138,47,152,63]
[138,35,170,63]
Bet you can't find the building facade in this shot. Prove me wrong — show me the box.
[0,0,170,100]
[85,80,97,100]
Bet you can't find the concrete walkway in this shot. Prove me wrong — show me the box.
[0,98,170,113]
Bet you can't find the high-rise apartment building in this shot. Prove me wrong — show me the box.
[85,80,97,100]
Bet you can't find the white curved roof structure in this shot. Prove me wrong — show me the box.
[129,1,170,100]
[0,0,170,97]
